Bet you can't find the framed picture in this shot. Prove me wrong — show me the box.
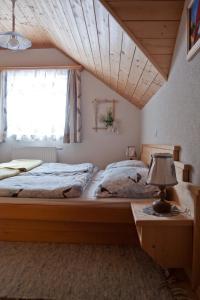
[126,146,137,160]
[92,99,117,131]
[187,0,200,60]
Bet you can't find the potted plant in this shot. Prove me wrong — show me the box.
[101,108,114,128]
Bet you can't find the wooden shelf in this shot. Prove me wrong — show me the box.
[132,200,193,227]
[131,200,193,268]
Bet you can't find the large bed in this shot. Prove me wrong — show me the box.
[0,144,192,241]
[0,144,199,290]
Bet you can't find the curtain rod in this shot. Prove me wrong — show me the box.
[0,65,83,71]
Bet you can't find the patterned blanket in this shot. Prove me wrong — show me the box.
[95,166,159,198]
[25,162,96,176]
[0,162,96,199]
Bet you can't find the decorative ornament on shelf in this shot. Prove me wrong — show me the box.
[0,0,32,51]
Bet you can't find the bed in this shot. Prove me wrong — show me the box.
[0,144,199,289]
[0,144,192,242]
[0,146,187,200]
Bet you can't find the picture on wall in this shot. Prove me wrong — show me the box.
[187,0,200,60]
[92,99,118,133]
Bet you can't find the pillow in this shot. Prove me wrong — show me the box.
[0,159,43,172]
[95,166,159,198]
[105,160,147,170]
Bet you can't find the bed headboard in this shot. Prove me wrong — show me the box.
[141,144,180,164]
[141,144,190,182]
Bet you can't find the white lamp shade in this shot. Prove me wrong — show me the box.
[0,32,32,50]
[147,153,178,186]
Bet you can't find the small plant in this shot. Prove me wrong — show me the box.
[100,109,114,128]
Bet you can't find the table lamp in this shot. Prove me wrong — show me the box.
[147,153,178,213]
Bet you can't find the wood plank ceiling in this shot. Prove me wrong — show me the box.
[0,0,183,108]
[102,0,184,77]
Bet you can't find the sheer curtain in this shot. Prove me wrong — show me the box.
[6,69,68,142]
[0,71,7,143]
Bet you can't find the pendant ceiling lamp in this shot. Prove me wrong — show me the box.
[0,0,32,50]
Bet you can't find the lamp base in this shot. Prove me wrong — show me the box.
[152,199,171,214]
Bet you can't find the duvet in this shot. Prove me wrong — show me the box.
[0,162,96,199]
[95,166,159,198]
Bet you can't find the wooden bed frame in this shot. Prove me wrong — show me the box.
[0,144,199,289]
[0,144,193,244]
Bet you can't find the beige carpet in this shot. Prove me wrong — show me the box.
[0,242,186,300]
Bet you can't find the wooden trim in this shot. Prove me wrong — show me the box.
[140,144,180,163]
[0,200,137,245]
[0,220,137,245]
[142,144,180,152]
[0,201,133,223]
[174,161,190,182]
[99,0,168,80]
[0,65,83,71]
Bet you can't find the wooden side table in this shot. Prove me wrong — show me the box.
[131,200,193,268]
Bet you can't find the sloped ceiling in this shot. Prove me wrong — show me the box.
[102,0,184,77]
[0,0,183,108]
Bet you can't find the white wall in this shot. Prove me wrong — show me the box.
[0,48,141,169]
[58,71,140,168]
[141,1,200,184]
[0,48,77,67]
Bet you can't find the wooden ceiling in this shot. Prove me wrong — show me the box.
[0,0,183,108]
[102,0,184,77]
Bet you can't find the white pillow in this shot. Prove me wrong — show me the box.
[96,166,159,198]
[106,160,147,170]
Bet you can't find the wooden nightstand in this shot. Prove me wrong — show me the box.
[131,200,193,268]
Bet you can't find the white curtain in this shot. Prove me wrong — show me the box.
[0,71,7,143]
[6,69,68,142]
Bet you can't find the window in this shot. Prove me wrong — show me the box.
[6,69,68,142]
